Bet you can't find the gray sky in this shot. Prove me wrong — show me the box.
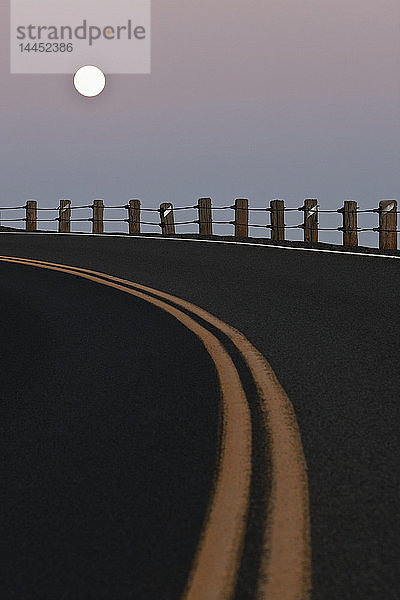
[1,0,399,247]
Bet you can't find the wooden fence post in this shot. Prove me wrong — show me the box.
[234,198,248,238]
[128,199,141,234]
[58,199,71,233]
[92,199,104,234]
[303,198,318,243]
[270,199,285,241]
[198,198,212,235]
[26,200,37,232]
[160,203,175,235]
[379,199,397,250]
[340,200,358,247]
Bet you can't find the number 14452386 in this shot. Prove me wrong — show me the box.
[19,42,73,52]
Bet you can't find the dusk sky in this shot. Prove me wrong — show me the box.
[1,0,399,245]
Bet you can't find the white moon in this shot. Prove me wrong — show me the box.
[73,65,106,97]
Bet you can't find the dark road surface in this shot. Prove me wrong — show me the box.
[1,232,399,599]
[0,260,221,599]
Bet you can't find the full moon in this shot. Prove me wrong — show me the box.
[73,65,106,97]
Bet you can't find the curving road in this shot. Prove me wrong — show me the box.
[0,259,223,599]
[1,232,400,599]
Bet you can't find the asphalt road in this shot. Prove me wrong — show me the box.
[1,232,399,599]
[0,260,222,599]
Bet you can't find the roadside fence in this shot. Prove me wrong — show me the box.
[0,197,399,250]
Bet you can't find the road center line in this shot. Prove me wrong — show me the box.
[0,255,311,599]
[0,256,251,600]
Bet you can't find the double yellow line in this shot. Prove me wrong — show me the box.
[0,256,311,600]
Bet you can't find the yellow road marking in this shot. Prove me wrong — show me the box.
[0,256,311,599]
[0,256,251,600]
